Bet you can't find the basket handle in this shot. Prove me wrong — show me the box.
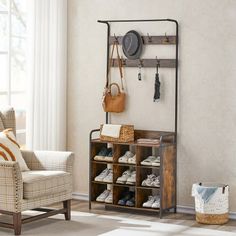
[222,185,228,194]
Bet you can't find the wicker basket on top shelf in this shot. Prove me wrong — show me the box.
[100,124,134,143]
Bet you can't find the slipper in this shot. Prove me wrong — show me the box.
[140,156,156,166]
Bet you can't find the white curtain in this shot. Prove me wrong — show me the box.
[26,0,67,151]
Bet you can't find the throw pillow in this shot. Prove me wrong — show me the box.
[0,129,29,171]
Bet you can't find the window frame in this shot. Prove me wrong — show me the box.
[0,0,26,142]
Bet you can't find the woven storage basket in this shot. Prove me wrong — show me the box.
[100,124,134,143]
[192,183,229,225]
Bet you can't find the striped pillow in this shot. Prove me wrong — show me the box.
[0,129,29,171]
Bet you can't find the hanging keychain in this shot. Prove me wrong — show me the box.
[138,60,142,81]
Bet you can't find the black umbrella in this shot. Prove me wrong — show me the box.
[153,61,161,102]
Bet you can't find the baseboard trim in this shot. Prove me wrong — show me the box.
[72,192,236,219]
[72,192,89,201]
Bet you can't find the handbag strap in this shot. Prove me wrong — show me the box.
[106,40,124,91]
[108,83,121,94]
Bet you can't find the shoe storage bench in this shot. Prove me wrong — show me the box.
[89,129,176,217]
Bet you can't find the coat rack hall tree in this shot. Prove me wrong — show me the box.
[89,19,179,217]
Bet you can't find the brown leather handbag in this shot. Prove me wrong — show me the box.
[103,83,126,113]
[102,40,126,113]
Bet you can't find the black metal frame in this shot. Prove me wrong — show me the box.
[89,18,179,217]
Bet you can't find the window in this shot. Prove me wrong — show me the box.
[0,0,27,146]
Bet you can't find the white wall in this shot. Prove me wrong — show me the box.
[67,0,236,210]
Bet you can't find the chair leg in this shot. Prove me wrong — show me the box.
[13,212,22,235]
[63,200,71,221]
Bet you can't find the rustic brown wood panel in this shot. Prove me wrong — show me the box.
[111,58,176,68]
[109,35,176,45]
[161,145,176,209]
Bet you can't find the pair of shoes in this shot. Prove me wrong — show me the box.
[142,195,160,208]
[118,151,136,164]
[118,191,135,207]
[116,170,136,185]
[94,168,113,183]
[141,156,160,166]
[94,147,113,162]
[141,174,160,187]
[96,189,113,203]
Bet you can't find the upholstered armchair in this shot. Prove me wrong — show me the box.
[0,107,74,235]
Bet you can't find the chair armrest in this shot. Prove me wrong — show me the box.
[0,161,23,212]
[21,150,74,174]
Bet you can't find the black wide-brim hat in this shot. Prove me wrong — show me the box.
[122,30,143,60]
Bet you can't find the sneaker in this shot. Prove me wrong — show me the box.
[116,170,132,184]
[104,150,113,162]
[128,154,136,164]
[118,151,134,163]
[96,189,110,202]
[105,190,113,204]
[151,176,160,187]
[126,196,135,207]
[141,174,157,186]
[152,196,160,208]
[141,156,157,166]
[93,147,112,161]
[94,168,110,182]
[152,156,160,166]
[126,171,136,185]
[103,169,113,183]
[142,195,156,208]
[118,191,134,205]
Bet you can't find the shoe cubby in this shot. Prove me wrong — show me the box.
[136,166,160,188]
[113,186,135,207]
[136,188,160,210]
[113,144,135,164]
[113,164,135,186]
[90,129,176,217]
[91,143,108,161]
[136,146,152,166]
[91,162,110,182]
[91,182,108,202]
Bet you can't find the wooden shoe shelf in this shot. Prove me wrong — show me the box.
[89,129,176,217]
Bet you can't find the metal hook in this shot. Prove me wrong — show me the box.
[156,57,160,72]
[121,57,126,66]
[164,32,169,43]
[147,33,152,43]
[156,56,160,67]
[138,59,143,81]
[114,33,119,43]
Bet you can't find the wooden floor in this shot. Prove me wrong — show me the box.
[68,200,236,233]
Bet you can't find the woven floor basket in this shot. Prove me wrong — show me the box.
[196,212,229,225]
[100,125,134,143]
[193,183,229,225]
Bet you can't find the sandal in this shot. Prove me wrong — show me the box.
[140,156,156,166]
